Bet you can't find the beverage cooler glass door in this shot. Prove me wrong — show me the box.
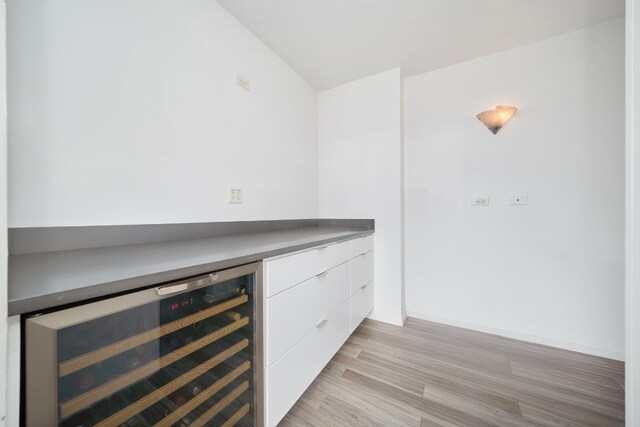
[25,262,263,427]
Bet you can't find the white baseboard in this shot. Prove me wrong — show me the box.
[406,311,625,362]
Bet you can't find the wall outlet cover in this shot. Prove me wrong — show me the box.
[472,196,490,206]
[229,187,243,204]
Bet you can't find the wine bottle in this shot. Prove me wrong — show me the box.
[121,415,146,427]
[118,345,149,373]
[175,380,204,399]
[74,367,98,390]
[121,353,143,371]
[176,415,194,427]
[202,286,247,304]
[162,328,200,356]
[59,336,103,392]
[169,391,187,408]
[190,384,202,396]
[58,366,101,403]
[224,311,242,321]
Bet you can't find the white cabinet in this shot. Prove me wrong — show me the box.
[265,261,350,365]
[318,240,350,272]
[263,235,374,427]
[264,240,350,297]
[265,300,350,427]
[264,248,318,297]
[350,280,374,333]
[350,234,374,258]
[350,250,374,296]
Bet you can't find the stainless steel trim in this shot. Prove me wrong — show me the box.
[25,321,58,427]
[155,273,219,295]
[316,318,328,328]
[27,263,260,330]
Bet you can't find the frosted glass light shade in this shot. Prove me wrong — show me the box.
[476,105,518,134]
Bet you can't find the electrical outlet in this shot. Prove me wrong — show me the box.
[472,196,490,206]
[229,187,243,204]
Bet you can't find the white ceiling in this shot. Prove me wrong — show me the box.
[216,0,625,91]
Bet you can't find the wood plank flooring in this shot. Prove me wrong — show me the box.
[279,317,625,427]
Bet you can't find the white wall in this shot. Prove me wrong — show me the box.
[626,0,640,423]
[0,0,6,424]
[405,20,625,359]
[7,0,318,227]
[318,68,404,325]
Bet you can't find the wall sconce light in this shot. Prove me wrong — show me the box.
[476,105,518,135]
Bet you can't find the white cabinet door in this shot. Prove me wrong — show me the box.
[350,280,374,333]
[265,300,350,427]
[350,250,374,296]
[265,240,352,298]
[350,235,374,258]
[318,240,350,272]
[265,248,319,297]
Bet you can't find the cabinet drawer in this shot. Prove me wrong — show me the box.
[265,241,352,298]
[265,248,319,297]
[350,250,374,296]
[350,280,374,333]
[265,300,350,427]
[265,262,350,366]
[318,240,350,272]
[350,235,374,258]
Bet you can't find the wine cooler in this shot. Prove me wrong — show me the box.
[25,262,264,427]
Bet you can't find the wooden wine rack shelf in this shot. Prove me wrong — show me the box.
[189,381,250,427]
[61,318,249,418]
[93,341,249,427]
[59,294,249,378]
[223,403,251,427]
[153,362,251,427]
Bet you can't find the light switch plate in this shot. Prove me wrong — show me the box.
[472,196,490,206]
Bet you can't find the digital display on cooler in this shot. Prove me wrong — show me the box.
[163,296,196,316]
[170,298,192,311]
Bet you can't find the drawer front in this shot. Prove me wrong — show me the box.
[265,248,319,297]
[350,235,374,258]
[350,250,374,296]
[265,262,350,366]
[350,280,374,333]
[318,261,351,321]
[266,300,350,427]
[318,240,350,272]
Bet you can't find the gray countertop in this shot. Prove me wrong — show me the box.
[9,223,373,316]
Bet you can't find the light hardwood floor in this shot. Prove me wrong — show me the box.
[279,317,625,427]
